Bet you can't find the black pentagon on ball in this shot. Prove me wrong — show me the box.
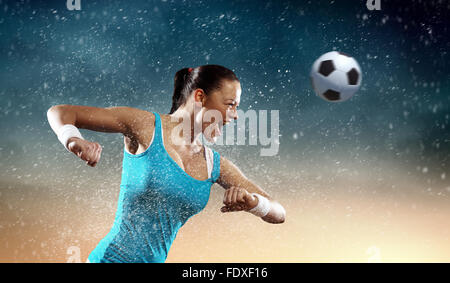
[318,60,335,77]
[322,89,340,101]
[347,68,359,85]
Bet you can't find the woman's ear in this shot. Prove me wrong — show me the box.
[193,89,206,106]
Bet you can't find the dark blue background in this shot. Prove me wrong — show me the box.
[0,0,448,184]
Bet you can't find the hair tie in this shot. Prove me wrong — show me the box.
[188,68,193,73]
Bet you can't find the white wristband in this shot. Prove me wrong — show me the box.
[248,193,271,218]
[57,124,84,151]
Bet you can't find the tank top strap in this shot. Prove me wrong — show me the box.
[204,146,214,179]
[210,148,221,183]
[151,112,164,147]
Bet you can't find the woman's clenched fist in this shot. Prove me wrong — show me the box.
[221,186,259,213]
[67,137,102,167]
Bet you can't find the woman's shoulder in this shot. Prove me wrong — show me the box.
[124,109,158,153]
[124,108,157,136]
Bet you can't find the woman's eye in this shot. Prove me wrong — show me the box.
[227,103,238,109]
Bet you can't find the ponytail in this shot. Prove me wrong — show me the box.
[170,68,193,114]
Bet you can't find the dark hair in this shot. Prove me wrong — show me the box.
[169,65,239,114]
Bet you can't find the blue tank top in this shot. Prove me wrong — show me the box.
[88,112,221,263]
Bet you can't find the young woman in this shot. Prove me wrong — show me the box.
[47,65,286,263]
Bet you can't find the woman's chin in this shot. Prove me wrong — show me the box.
[204,132,221,143]
[203,125,222,143]
[204,134,217,143]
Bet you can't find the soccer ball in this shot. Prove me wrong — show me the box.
[310,51,362,102]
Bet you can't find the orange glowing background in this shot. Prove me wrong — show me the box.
[1,144,449,263]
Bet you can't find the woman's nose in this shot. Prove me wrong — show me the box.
[228,109,238,120]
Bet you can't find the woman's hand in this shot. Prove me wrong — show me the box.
[221,186,259,213]
[67,137,103,167]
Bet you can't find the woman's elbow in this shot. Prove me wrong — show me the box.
[276,208,286,224]
[275,202,286,224]
[47,104,66,118]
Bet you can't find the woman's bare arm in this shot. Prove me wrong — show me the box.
[47,104,149,137]
[46,104,152,166]
[217,156,286,224]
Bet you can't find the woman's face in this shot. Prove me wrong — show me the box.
[199,79,241,141]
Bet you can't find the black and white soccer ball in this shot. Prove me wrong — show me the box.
[310,51,362,102]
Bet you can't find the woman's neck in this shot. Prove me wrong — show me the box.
[167,108,204,148]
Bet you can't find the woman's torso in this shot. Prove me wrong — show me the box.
[88,111,220,263]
